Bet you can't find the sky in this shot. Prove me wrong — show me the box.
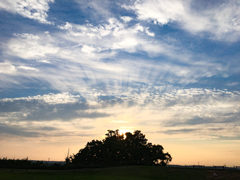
[0,0,240,166]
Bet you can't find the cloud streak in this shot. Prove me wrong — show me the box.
[0,0,54,24]
[124,0,240,42]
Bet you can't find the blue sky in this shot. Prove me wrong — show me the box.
[0,0,240,165]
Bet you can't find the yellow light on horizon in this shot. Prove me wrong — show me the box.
[119,129,133,138]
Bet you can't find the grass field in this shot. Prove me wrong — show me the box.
[0,166,240,180]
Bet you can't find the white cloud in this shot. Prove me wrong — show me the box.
[124,0,240,42]
[2,16,227,96]
[7,33,59,59]
[36,93,81,104]
[4,31,224,94]
[58,18,215,68]
[120,16,133,22]
[82,45,96,54]
[38,60,51,63]
[18,66,39,72]
[73,0,116,20]
[0,62,16,74]
[0,0,54,24]
[145,28,155,37]
[58,19,156,55]
[227,82,239,86]
[2,16,225,97]
[112,38,138,51]
[128,0,185,25]
[2,92,81,105]
[58,19,124,39]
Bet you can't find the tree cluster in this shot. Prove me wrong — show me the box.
[68,130,172,167]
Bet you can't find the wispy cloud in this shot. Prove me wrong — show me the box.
[0,122,42,137]
[1,89,239,141]
[0,122,95,139]
[8,33,58,59]
[0,92,111,122]
[1,0,240,164]
[124,0,240,42]
[3,17,226,94]
[0,62,16,74]
[0,0,54,24]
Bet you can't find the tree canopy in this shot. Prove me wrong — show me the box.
[68,129,172,167]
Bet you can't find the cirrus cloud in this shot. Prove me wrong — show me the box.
[0,0,54,24]
[124,0,240,42]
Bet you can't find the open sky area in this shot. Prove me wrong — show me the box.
[0,0,240,166]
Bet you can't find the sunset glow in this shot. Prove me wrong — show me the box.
[118,129,133,138]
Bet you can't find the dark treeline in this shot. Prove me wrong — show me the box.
[67,130,172,167]
[0,157,64,170]
[0,157,31,168]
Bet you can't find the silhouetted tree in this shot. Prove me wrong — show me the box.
[69,129,172,167]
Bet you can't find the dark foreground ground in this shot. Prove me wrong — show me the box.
[0,166,240,180]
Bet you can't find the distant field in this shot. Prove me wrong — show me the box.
[0,166,240,180]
